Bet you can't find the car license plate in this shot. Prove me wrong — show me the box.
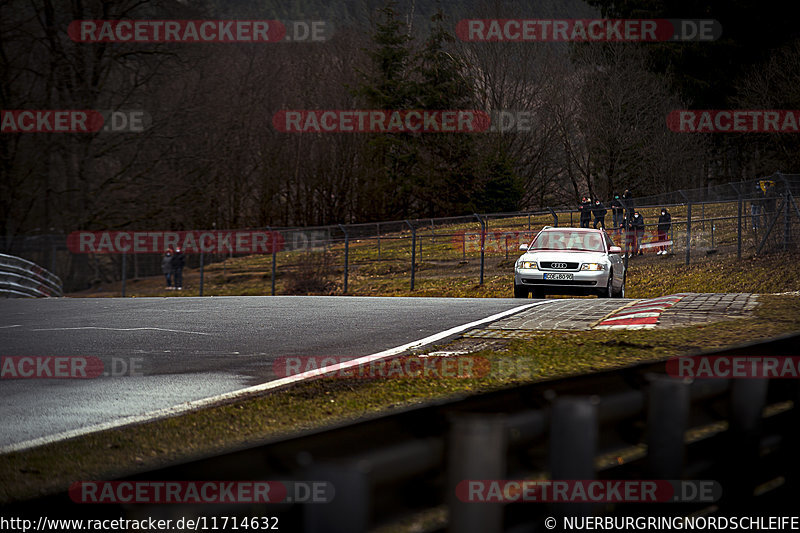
[544,273,573,281]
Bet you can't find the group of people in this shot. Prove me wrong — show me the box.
[161,247,186,290]
[578,189,672,257]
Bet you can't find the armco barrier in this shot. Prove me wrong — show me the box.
[4,332,799,531]
[0,253,63,297]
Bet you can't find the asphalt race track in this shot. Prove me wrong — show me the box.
[0,296,531,450]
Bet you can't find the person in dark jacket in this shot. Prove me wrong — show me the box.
[592,199,607,229]
[161,250,173,289]
[579,197,592,228]
[751,183,764,230]
[764,181,777,219]
[631,211,645,256]
[657,208,672,255]
[171,247,186,290]
[622,189,634,221]
[610,194,624,229]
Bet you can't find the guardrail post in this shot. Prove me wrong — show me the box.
[550,396,597,517]
[121,251,127,297]
[646,376,689,478]
[547,207,558,227]
[376,223,381,262]
[304,463,368,533]
[474,214,485,285]
[447,414,507,533]
[405,220,416,291]
[339,224,349,294]
[722,377,769,508]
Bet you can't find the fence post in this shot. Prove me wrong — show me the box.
[267,227,276,296]
[701,203,705,232]
[339,224,349,294]
[199,251,204,296]
[679,190,691,265]
[784,191,791,252]
[474,214,485,285]
[405,220,416,291]
[376,223,381,262]
[737,189,743,259]
[49,239,57,275]
[711,221,715,250]
[121,251,127,297]
[548,207,558,227]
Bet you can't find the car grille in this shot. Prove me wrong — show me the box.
[539,261,579,270]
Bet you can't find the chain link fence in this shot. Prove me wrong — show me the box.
[2,173,798,295]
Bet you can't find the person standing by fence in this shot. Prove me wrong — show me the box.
[579,197,592,228]
[611,194,624,229]
[592,199,607,229]
[171,247,186,290]
[657,208,671,255]
[622,189,634,220]
[632,211,645,256]
[162,249,173,289]
[751,183,764,230]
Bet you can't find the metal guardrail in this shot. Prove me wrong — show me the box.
[5,333,799,531]
[0,253,63,298]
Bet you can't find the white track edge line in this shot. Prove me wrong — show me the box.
[0,301,551,454]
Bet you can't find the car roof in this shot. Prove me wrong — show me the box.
[540,227,604,233]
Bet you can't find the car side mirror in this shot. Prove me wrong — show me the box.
[609,246,622,254]
[519,244,529,251]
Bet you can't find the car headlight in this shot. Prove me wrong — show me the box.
[581,263,605,271]
[518,261,537,270]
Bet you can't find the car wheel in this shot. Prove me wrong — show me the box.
[614,276,626,298]
[599,272,613,298]
[514,284,529,298]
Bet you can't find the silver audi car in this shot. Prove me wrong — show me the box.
[514,227,626,298]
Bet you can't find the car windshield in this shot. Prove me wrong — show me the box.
[529,230,605,252]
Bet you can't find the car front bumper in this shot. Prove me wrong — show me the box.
[514,269,610,289]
